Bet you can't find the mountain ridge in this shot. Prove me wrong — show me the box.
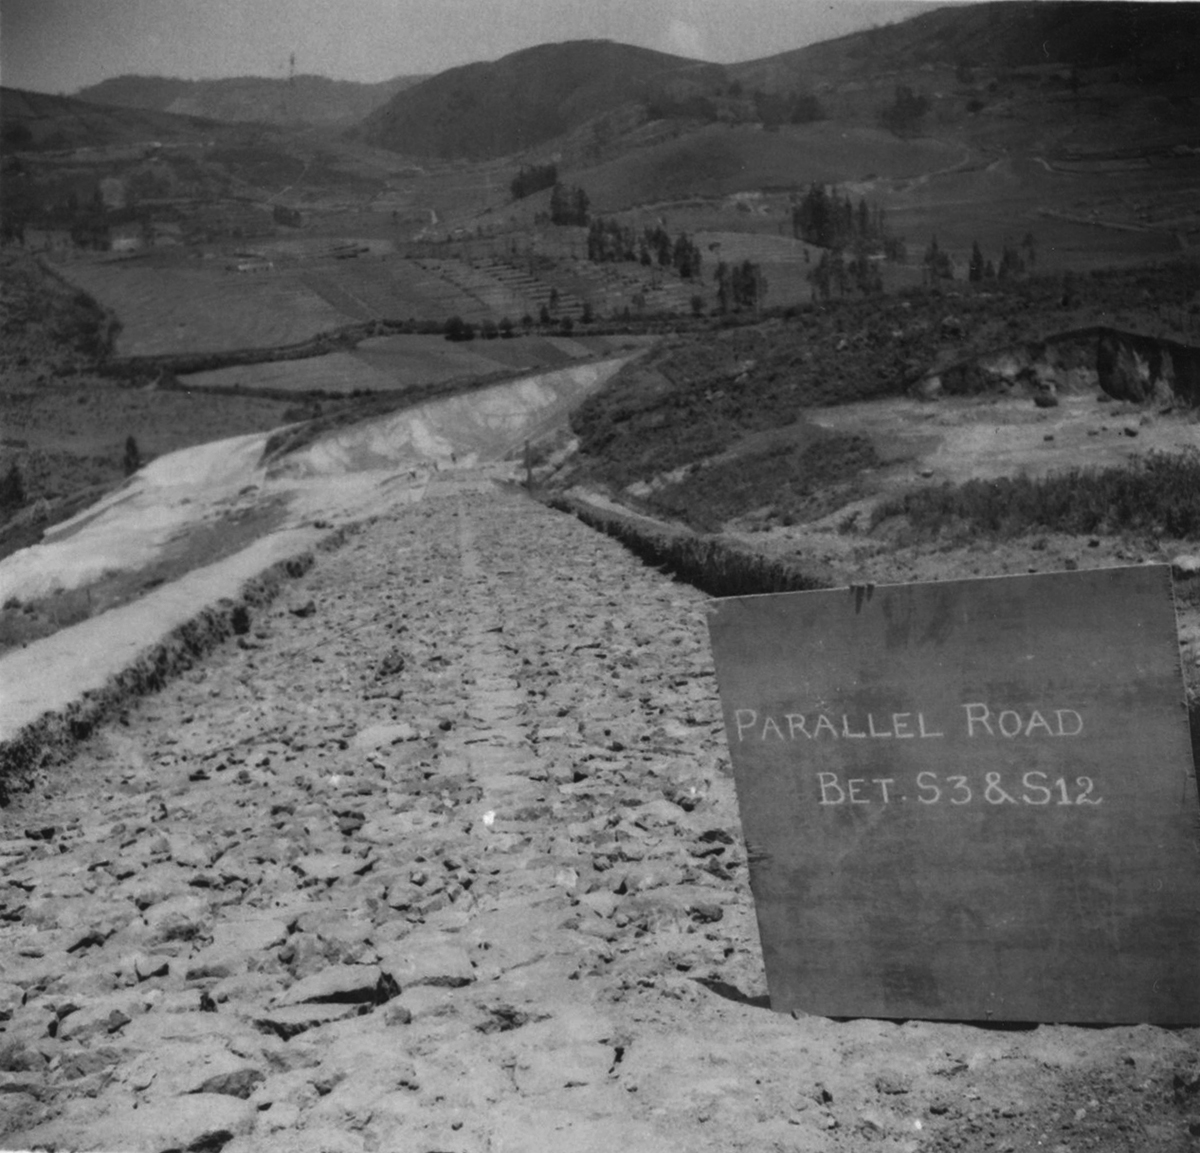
[354,39,724,160]
[76,72,426,128]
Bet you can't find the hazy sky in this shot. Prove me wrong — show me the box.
[1,0,947,94]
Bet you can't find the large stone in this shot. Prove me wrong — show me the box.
[10,1093,257,1153]
[274,964,398,1007]
[291,853,373,883]
[211,916,289,953]
[377,932,474,988]
[352,723,418,750]
[141,893,213,946]
[253,1002,368,1040]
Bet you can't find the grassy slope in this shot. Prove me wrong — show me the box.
[563,261,1200,531]
[356,40,720,160]
[577,122,961,212]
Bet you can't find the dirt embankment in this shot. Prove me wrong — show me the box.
[921,326,1200,409]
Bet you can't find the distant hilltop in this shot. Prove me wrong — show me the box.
[75,73,426,129]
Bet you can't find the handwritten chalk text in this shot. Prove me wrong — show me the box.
[815,770,1103,807]
[732,703,1084,743]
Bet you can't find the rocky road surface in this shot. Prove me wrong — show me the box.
[3,477,1199,1152]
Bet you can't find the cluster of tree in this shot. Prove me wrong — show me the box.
[753,89,824,128]
[548,183,589,226]
[510,163,558,201]
[445,306,586,343]
[792,184,902,262]
[642,91,720,123]
[0,463,25,515]
[792,184,893,252]
[879,85,931,137]
[923,236,955,282]
[715,260,766,312]
[585,218,703,279]
[967,234,1037,283]
[807,249,884,300]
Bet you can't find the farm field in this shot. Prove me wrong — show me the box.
[881,153,1196,272]
[56,255,353,356]
[178,332,650,394]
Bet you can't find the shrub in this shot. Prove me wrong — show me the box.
[872,453,1200,541]
[0,463,25,512]
[123,436,142,477]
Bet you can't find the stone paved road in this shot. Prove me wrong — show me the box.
[3,478,1199,1153]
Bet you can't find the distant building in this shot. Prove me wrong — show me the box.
[24,228,72,252]
[109,224,144,253]
[99,177,127,209]
[150,222,183,247]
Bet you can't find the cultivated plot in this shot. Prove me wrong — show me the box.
[58,257,352,356]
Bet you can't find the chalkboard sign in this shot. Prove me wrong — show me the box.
[707,566,1200,1024]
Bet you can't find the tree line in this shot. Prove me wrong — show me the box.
[585,218,703,279]
[792,183,906,300]
[792,183,897,254]
[510,163,558,201]
[923,233,1037,284]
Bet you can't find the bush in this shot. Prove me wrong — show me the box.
[0,463,25,512]
[123,436,142,477]
[872,453,1200,541]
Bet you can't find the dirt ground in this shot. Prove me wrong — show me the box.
[2,480,1199,1153]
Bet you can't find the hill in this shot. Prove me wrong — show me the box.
[355,39,723,160]
[731,0,1200,97]
[76,73,425,128]
[1,86,219,151]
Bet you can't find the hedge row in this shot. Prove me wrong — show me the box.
[543,493,832,599]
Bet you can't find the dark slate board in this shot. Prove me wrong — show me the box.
[706,565,1200,1024]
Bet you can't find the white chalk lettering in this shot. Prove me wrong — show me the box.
[998,710,1023,738]
[817,772,844,805]
[964,703,1084,738]
[1021,771,1052,805]
[963,703,994,736]
[984,772,1017,804]
[841,714,866,739]
[735,709,757,742]
[918,713,945,738]
[1056,709,1084,736]
[813,714,838,739]
[786,713,811,739]
[733,705,1080,743]
[808,769,1104,807]
[1025,709,1054,737]
[867,713,892,738]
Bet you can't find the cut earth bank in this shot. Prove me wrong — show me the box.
[0,356,633,760]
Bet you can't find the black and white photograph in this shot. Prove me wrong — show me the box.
[2,1,1200,1149]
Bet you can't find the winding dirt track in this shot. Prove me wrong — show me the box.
[3,478,1198,1153]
